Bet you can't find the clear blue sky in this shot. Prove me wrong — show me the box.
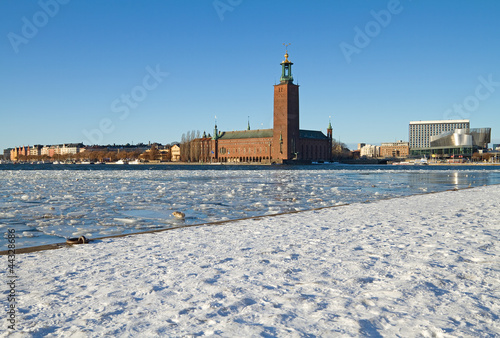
[1,0,499,151]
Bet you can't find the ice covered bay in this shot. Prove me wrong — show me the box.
[1,165,500,248]
[5,184,500,336]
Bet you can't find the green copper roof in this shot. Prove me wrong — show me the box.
[299,130,328,140]
[216,129,327,140]
[218,129,273,140]
[280,52,294,83]
[212,124,219,140]
[280,61,294,83]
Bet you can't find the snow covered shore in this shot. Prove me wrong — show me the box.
[4,185,500,337]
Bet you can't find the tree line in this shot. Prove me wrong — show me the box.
[180,130,204,162]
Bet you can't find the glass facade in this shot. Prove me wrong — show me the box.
[410,125,491,158]
[409,120,470,149]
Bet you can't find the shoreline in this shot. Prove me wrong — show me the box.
[2,160,500,166]
[0,184,490,256]
[4,184,499,336]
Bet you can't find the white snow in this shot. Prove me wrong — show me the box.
[3,185,500,336]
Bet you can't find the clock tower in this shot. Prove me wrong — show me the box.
[273,50,300,161]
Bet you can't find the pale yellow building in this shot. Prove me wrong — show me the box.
[171,145,181,162]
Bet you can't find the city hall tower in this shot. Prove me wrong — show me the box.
[273,50,300,160]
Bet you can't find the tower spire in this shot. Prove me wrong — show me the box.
[213,115,219,140]
[280,43,294,83]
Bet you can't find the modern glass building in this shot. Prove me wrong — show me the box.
[426,128,491,158]
[409,120,470,149]
[409,118,491,158]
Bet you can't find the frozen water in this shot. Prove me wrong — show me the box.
[1,164,500,248]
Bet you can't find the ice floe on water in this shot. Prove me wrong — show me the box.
[1,166,500,248]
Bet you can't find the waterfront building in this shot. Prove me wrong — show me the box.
[360,144,380,158]
[29,145,43,156]
[11,143,84,159]
[54,143,85,155]
[170,144,181,162]
[41,145,51,157]
[428,128,491,159]
[10,146,30,161]
[3,148,12,160]
[409,119,476,157]
[140,144,172,162]
[380,141,409,158]
[409,120,470,149]
[193,51,332,164]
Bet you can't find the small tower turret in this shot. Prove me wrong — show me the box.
[327,118,333,140]
[211,117,219,162]
[212,118,219,140]
[327,117,333,161]
[280,44,294,84]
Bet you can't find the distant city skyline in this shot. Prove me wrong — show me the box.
[1,0,499,152]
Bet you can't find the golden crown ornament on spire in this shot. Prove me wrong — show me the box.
[283,43,291,62]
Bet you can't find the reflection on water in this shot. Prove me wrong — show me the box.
[1,165,499,249]
[407,171,491,188]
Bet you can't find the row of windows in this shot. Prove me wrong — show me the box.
[219,147,271,155]
[410,124,469,133]
[216,144,330,160]
[410,123,468,128]
[409,123,470,148]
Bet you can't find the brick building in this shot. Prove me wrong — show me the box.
[380,141,410,158]
[10,146,29,161]
[194,51,332,164]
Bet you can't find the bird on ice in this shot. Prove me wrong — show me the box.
[172,211,185,219]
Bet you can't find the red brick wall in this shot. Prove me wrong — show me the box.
[299,139,331,161]
[273,83,299,160]
[213,137,273,163]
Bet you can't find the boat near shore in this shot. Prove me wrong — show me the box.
[414,157,428,165]
[392,157,428,166]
